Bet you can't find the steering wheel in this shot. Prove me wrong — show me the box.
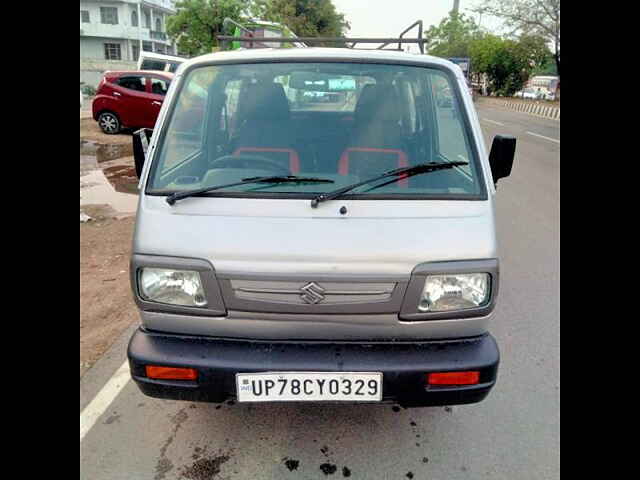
[209,154,290,174]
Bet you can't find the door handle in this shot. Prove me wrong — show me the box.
[152,101,162,106]
[113,91,121,97]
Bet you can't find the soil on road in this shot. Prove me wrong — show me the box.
[80,111,141,379]
[80,205,137,379]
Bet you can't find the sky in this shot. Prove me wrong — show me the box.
[331,0,504,52]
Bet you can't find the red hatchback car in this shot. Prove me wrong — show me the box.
[92,70,173,134]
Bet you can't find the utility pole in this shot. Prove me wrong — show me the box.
[452,0,460,14]
[138,0,143,59]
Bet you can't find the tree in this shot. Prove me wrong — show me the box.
[425,11,481,58]
[469,33,503,72]
[476,34,551,96]
[471,0,560,76]
[531,54,558,76]
[515,34,551,71]
[251,0,350,42]
[166,0,249,56]
[468,33,503,85]
[486,40,529,95]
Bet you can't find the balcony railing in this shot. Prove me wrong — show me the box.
[150,30,166,40]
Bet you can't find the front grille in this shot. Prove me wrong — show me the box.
[217,276,409,315]
[231,280,395,305]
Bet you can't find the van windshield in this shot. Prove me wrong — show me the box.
[140,59,167,71]
[147,62,485,199]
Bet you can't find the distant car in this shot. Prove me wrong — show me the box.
[92,70,173,134]
[519,88,539,100]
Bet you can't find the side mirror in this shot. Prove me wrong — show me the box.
[488,135,516,185]
[133,128,153,179]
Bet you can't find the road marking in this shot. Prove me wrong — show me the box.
[526,131,560,144]
[481,118,505,126]
[80,360,131,441]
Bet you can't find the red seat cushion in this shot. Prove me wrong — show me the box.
[338,147,409,187]
[233,147,300,174]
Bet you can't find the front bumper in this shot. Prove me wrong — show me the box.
[127,327,499,408]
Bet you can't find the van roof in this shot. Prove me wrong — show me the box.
[139,51,186,62]
[105,70,174,79]
[181,47,463,76]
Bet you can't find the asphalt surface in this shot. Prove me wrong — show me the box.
[80,103,559,480]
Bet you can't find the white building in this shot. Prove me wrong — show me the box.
[80,0,178,87]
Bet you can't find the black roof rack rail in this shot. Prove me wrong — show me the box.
[222,17,254,36]
[373,20,423,53]
[217,20,426,54]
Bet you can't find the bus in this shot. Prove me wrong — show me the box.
[222,18,306,51]
[527,76,559,100]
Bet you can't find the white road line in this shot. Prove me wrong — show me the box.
[80,360,131,441]
[481,118,505,126]
[526,131,560,144]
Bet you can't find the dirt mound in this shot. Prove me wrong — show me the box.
[80,209,137,378]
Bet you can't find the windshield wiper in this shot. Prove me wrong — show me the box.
[310,161,468,208]
[166,176,334,205]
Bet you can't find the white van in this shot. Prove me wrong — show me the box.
[128,44,515,408]
[138,51,186,74]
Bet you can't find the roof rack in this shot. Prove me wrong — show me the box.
[217,20,425,54]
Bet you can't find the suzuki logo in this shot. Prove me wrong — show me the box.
[300,282,326,304]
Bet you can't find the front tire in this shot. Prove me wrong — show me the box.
[98,111,121,134]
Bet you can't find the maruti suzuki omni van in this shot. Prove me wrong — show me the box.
[127,47,515,407]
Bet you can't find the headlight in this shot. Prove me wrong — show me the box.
[139,268,207,307]
[418,273,490,312]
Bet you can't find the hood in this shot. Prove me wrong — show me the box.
[134,195,497,277]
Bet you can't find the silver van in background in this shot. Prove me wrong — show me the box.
[128,47,515,407]
[137,51,185,74]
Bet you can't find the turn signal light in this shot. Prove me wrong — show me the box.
[427,371,480,386]
[146,365,198,381]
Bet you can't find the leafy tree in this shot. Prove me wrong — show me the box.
[166,0,249,56]
[482,35,551,96]
[425,11,481,58]
[469,33,502,75]
[466,30,552,95]
[468,33,503,87]
[250,0,350,46]
[515,34,551,71]
[167,0,349,54]
[531,54,558,76]
[471,0,560,76]
[485,40,529,95]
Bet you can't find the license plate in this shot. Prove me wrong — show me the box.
[236,372,383,402]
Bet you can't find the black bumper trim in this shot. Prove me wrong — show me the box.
[127,328,499,407]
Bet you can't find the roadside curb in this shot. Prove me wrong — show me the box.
[481,99,560,121]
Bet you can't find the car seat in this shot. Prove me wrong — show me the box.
[232,82,300,174]
[338,84,409,186]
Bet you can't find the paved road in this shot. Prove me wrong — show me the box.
[80,104,559,480]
